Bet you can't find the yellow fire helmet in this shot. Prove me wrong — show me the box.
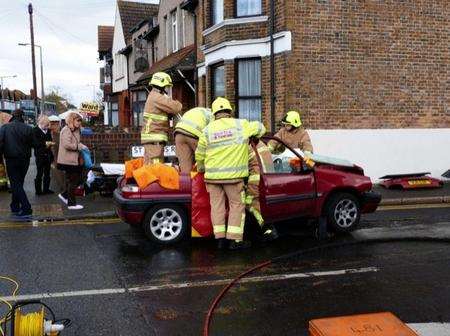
[150,72,173,88]
[282,111,302,128]
[211,97,233,115]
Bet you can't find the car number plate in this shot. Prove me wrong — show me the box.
[131,146,145,158]
[408,180,431,185]
[164,145,176,157]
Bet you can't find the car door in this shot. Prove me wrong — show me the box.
[259,139,316,223]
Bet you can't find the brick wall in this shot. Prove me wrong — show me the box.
[82,127,140,163]
[196,0,450,130]
[285,1,450,129]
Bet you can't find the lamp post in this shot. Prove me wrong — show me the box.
[0,75,18,110]
[19,43,44,114]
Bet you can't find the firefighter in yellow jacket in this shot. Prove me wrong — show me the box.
[174,107,212,173]
[268,111,313,155]
[141,72,183,164]
[246,141,279,241]
[195,97,266,250]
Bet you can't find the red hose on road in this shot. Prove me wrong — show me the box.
[202,237,450,336]
[202,260,271,336]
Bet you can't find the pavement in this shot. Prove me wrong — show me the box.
[0,206,449,335]
[0,158,114,222]
[0,157,448,222]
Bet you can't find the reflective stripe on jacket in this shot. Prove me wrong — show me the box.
[141,89,182,144]
[195,118,266,180]
[175,107,212,139]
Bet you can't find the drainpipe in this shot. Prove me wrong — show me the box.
[269,0,276,133]
[193,10,198,105]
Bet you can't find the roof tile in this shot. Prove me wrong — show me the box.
[117,0,159,43]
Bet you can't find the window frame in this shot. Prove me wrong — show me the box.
[211,62,225,101]
[234,0,263,18]
[235,57,262,121]
[210,0,224,27]
[171,9,178,53]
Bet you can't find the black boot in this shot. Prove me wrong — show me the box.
[43,176,53,194]
[35,179,43,195]
[217,238,228,250]
[261,225,279,242]
[228,240,251,250]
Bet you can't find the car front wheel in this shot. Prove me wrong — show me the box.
[326,192,361,233]
[143,205,188,244]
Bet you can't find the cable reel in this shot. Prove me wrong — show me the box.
[3,300,69,336]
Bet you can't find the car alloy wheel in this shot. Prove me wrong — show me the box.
[149,208,183,242]
[334,199,358,228]
[326,192,361,233]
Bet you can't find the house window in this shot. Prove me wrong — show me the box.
[132,91,147,127]
[236,0,262,17]
[212,0,224,25]
[111,102,119,126]
[171,10,178,52]
[211,63,225,99]
[236,58,261,121]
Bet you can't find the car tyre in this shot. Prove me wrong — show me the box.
[143,204,188,245]
[325,192,361,233]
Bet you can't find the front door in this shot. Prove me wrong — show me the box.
[259,139,316,223]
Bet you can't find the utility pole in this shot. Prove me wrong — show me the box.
[28,3,38,120]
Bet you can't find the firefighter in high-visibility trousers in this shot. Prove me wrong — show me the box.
[174,107,212,173]
[268,111,313,155]
[195,97,266,250]
[246,141,279,241]
[141,72,182,164]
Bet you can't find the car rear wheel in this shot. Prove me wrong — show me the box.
[143,205,188,244]
[325,192,360,233]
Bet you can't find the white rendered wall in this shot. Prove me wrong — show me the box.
[309,129,450,181]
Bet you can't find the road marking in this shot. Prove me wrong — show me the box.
[408,323,450,336]
[378,203,450,211]
[0,267,378,302]
[0,218,121,229]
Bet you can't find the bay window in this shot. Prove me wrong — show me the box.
[211,63,225,99]
[236,0,262,17]
[236,58,262,121]
[212,0,224,25]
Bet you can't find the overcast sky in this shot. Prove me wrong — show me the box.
[0,0,157,107]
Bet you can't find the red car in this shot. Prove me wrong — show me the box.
[114,137,381,244]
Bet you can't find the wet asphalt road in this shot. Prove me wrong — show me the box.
[0,206,449,336]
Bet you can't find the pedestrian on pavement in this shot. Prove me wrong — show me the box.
[0,109,35,217]
[246,140,279,241]
[33,115,55,195]
[268,111,313,154]
[174,107,212,173]
[57,112,87,210]
[48,115,64,193]
[195,97,266,250]
[141,72,182,164]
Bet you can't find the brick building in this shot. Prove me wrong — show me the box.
[136,0,197,111]
[97,25,114,125]
[111,0,158,127]
[196,0,450,178]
